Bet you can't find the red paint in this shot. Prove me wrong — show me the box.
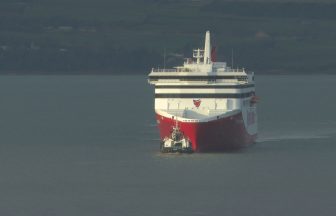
[211,46,216,62]
[193,99,201,108]
[250,95,259,104]
[156,112,257,152]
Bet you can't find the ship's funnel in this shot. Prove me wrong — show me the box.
[203,31,211,64]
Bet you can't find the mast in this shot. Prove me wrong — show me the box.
[163,47,166,69]
[203,30,211,64]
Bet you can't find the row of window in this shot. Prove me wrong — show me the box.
[155,84,254,89]
[155,92,254,98]
[149,75,248,82]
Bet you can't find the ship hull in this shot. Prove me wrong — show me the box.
[156,112,257,152]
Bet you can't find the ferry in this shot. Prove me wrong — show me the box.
[148,31,258,152]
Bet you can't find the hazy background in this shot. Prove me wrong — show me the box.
[1,0,336,74]
[1,1,336,215]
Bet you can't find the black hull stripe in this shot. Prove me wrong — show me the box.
[155,84,254,89]
[155,92,253,98]
[149,76,247,82]
[149,76,246,79]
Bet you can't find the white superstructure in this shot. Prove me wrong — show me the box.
[148,31,258,151]
[149,31,257,135]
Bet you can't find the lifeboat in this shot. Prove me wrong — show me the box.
[250,95,260,104]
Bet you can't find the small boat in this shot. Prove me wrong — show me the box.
[160,121,193,153]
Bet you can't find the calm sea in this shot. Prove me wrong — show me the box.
[0,75,335,216]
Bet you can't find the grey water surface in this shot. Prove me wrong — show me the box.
[0,75,335,216]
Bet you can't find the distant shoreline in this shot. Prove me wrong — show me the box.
[0,70,335,75]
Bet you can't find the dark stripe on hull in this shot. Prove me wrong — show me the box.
[155,92,254,98]
[155,84,255,89]
[149,75,247,82]
[149,75,246,79]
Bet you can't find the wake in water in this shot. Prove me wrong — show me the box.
[258,120,336,143]
[144,122,336,148]
[257,128,336,143]
[257,134,331,143]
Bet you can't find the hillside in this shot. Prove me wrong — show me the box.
[1,0,336,74]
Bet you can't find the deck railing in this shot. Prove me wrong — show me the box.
[151,68,246,73]
[229,68,245,73]
[151,68,177,73]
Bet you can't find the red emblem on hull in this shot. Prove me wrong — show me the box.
[193,99,201,108]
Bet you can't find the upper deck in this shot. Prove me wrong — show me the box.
[148,65,254,85]
[148,31,254,86]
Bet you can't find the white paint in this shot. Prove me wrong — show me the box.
[148,31,258,136]
[203,30,211,64]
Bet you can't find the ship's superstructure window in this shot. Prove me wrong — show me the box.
[155,92,254,98]
[155,84,255,89]
[149,75,250,82]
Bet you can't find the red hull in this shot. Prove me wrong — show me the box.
[156,112,257,152]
